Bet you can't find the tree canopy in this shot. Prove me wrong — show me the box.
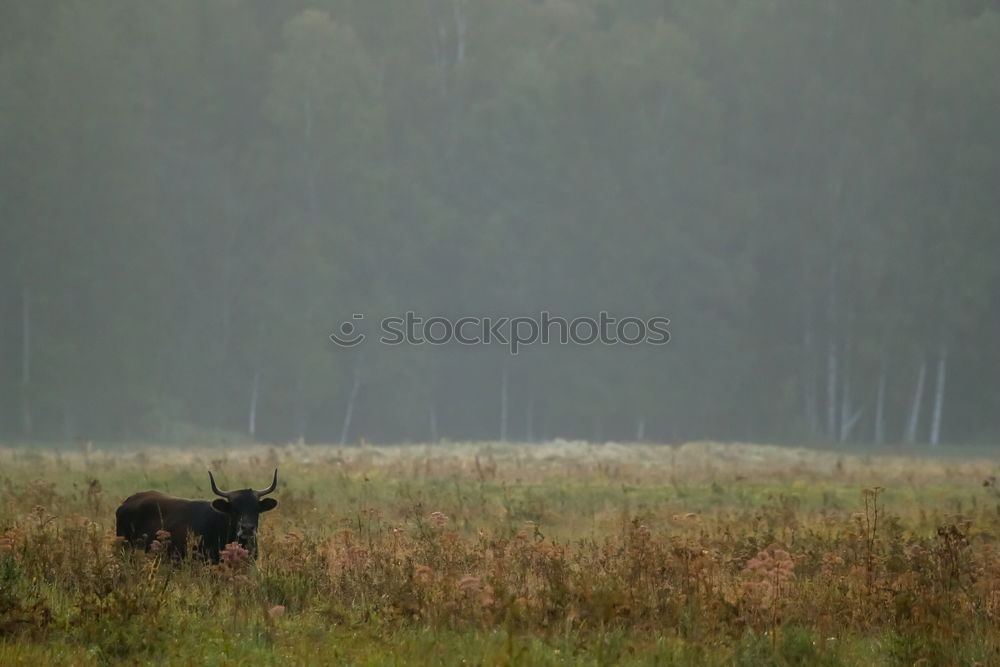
[2,0,998,446]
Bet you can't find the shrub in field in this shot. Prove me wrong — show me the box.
[0,552,52,638]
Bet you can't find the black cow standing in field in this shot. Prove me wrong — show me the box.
[115,469,278,562]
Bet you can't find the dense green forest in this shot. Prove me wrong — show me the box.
[1,0,998,445]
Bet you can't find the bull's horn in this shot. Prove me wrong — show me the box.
[208,470,229,498]
[257,468,278,496]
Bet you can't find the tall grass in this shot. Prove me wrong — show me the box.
[1,441,999,664]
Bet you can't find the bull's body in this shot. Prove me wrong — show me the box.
[115,491,235,562]
[115,470,278,563]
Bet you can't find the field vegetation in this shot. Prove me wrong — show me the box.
[1,441,999,665]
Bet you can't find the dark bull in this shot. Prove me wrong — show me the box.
[115,470,278,562]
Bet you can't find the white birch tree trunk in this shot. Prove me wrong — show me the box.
[248,360,261,438]
[826,337,838,439]
[290,372,307,444]
[499,359,509,442]
[339,358,362,445]
[904,358,927,445]
[823,136,845,440]
[838,303,860,443]
[62,405,77,443]
[802,308,819,433]
[930,345,947,447]
[842,407,865,442]
[21,287,32,439]
[526,402,534,442]
[825,259,839,439]
[838,345,851,443]
[874,362,886,445]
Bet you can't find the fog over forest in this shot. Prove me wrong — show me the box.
[2,0,998,446]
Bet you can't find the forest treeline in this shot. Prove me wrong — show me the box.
[1,0,998,445]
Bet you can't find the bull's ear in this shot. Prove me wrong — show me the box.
[211,498,231,513]
[259,498,278,512]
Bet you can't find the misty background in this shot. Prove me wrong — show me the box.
[1,1,998,446]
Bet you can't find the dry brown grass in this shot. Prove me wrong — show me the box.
[2,440,1000,664]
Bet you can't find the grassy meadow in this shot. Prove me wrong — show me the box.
[1,440,1000,665]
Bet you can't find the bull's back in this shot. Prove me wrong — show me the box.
[116,491,173,542]
[115,492,224,556]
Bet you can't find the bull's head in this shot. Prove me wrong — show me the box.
[208,469,278,555]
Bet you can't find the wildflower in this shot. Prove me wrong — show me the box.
[744,546,796,583]
[820,551,844,579]
[220,542,251,569]
[742,544,796,609]
[632,523,652,543]
[458,575,495,607]
[458,575,481,594]
[414,564,434,584]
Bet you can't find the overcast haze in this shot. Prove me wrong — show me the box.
[2,0,999,446]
